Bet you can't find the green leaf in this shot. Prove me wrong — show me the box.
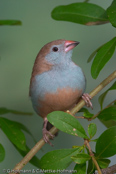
[0,20,22,26]
[0,144,5,162]
[87,159,95,174]
[0,107,32,115]
[98,81,116,110]
[98,105,116,129]
[51,3,108,26]
[14,145,40,168]
[11,118,35,141]
[87,44,104,63]
[96,126,116,158]
[71,153,91,164]
[74,163,86,174]
[107,0,116,27]
[100,120,116,129]
[0,118,26,151]
[40,148,81,172]
[91,37,116,79]
[47,111,88,139]
[98,105,116,121]
[97,158,110,169]
[13,121,36,143]
[79,108,94,118]
[88,123,97,139]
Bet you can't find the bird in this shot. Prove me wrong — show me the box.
[29,39,92,146]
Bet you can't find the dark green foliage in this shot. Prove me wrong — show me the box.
[51,2,116,79]
[47,111,88,139]
[0,118,27,151]
[0,107,32,115]
[71,153,91,164]
[47,111,116,172]
[87,44,105,63]
[0,20,22,25]
[97,159,110,169]
[79,108,94,118]
[40,148,81,174]
[51,3,108,25]
[0,109,40,165]
[98,105,116,121]
[88,123,97,139]
[74,163,86,174]
[96,126,116,158]
[91,37,116,79]
[0,144,5,162]
[107,0,116,27]
[98,81,116,109]
[87,159,95,174]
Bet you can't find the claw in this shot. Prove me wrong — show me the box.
[82,93,93,109]
[43,118,54,146]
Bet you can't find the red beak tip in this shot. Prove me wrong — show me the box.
[65,40,80,52]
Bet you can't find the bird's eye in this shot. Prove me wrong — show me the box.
[52,47,58,52]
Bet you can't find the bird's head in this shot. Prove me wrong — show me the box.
[39,39,80,66]
[30,39,80,93]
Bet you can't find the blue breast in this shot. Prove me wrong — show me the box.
[31,62,86,111]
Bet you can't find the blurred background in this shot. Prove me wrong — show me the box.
[0,0,116,171]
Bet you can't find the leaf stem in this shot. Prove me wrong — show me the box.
[9,70,116,174]
[84,139,102,174]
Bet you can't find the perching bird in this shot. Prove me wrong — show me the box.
[29,39,92,145]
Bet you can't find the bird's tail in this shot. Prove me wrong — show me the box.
[46,121,58,137]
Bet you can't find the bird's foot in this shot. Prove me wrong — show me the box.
[42,128,54,146]
[82,93,93,109]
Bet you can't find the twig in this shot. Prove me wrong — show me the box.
[84,139,102,174]
[75,116,85,119]
[9,70,116,174]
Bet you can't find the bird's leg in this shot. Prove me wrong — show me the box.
[42,118,54,146]
[82,93,93,109]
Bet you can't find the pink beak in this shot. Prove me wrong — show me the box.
[65,40,80,52]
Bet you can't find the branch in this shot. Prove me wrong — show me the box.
[9,70,116,174]
[95,164,116,174]
[84,139,102,174]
